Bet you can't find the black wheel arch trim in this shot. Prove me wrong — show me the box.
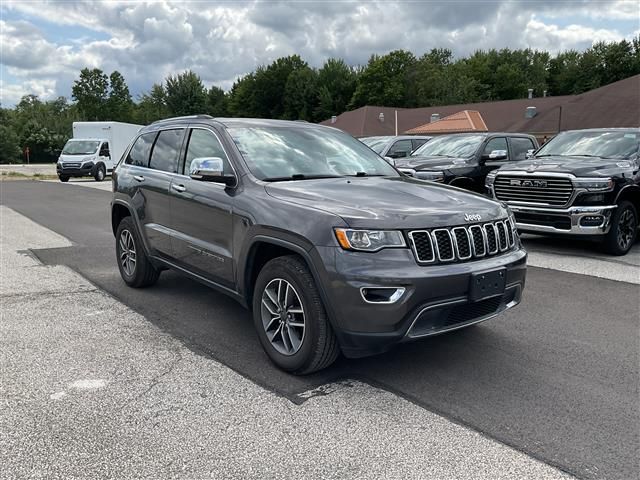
[614,184,640,206]
[111,200,153,258]
[239,232,340,332]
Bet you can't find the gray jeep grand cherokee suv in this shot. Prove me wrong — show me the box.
[111,116,527,374]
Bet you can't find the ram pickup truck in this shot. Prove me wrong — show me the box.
[395,132,539,192]
[486,128,639,255]
[111,116,527,374]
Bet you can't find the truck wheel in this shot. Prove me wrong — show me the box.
[252,255,339,374]
[94,164,106,182]
[115,216,160,287]
[59,175,70,183]
[603,201,637,255]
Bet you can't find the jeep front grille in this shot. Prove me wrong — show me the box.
[494,175,573,206]
[408,220,516,264]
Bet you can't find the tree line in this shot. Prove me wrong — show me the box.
[1,38,638,163]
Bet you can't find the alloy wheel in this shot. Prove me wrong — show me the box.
[617,208,636,251]
[260,278,306,356]
[119,229,137,276]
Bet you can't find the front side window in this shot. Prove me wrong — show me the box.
[125,132,156,167]
[100,142,110,157]
[387,139,413,158]
[184,129,232,175]
[149,129,184,173]
[361,136,391,154]
[510,137,535,161]
[483,137,509,159]
[412,134,486,158]
[535,130,639,159]
[62,140,100,155]
[228,126,398,180]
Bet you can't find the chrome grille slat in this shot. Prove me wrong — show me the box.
[494,174,573,206]
[409,220,516,264]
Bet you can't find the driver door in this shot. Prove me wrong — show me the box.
[480,137,510,179]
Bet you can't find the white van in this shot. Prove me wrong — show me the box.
[57,122,143,182]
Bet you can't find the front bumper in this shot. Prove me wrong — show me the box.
[315,246,527,358]
[57,162,95,177]
[509,204,617,235]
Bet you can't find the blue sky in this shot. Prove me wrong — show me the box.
[1,0,638,106]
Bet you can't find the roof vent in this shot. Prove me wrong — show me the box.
[525,106,537,119]
[430,113,440,123]
[528,88,533,99]
[378,112,385,122]
[331,115,337,124]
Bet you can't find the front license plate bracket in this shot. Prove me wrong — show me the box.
[470,268,506,302]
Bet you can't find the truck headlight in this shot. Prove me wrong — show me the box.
[573,177,613,192]
[415,171,444,182]
[485,171,498,187]
[334,228,406,252]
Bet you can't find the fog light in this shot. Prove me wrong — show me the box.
[580,215,604,227]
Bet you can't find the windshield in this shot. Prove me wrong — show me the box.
[62,140,100,155]
[360,136,391,154]
[412,135,485,158]
[535,131,639,159]
[228,126,398,180]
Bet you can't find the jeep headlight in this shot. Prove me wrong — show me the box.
[573,177,613,192]
[415,171,444,182]
[334,228,406,252]
[485,171,498,187]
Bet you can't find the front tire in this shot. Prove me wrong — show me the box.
[94,164,106,182]
[252,255,339,374]
[59,175,70,182]
[603,201,637,255]
[115,216,160,287]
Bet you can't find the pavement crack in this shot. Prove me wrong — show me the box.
[0,288,98,300]
[126,351,184,405]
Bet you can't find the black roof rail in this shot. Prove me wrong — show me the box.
[152,114,213,124]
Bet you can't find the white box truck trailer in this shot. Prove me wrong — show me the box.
[57,121,143,182]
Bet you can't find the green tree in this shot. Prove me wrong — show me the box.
[314,58,358,120]
[283,66,318,120]
[349,50,418,108]
[206,85,228,117]
[165,71,207,116]
[227,73,258,117]
[106,71,133,122]
[72,68,109,120]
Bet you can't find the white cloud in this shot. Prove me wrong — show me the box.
[0,0,637,106]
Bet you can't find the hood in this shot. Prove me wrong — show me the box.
[265,176,505,229]
[497,155,637,177]
[395,155,469,171]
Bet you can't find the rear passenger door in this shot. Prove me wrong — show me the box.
[168,127,235,286]
[140,128,186,258]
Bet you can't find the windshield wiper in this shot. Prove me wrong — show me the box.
[262,174,343,182]
[346,172,386,177]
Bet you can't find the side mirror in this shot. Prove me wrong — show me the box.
[482,149,508,161]
[189,157,235,186]
[384,156,396,166]
[525,149,535,159]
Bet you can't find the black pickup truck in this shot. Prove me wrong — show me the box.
[486,128,639,255]
[395,133,538,192]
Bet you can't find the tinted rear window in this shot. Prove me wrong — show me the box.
[149,129,185,173]
[126,132,156,167]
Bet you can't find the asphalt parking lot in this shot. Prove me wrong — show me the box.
[1,179,638,479]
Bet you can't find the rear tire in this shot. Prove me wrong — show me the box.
[603,201,637,255]
[115,216,160,287]
[94,164,106,182]
[59,175,70,182]
[252,255,339,374]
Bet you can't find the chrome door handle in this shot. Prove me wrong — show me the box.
[172,184,186,193]
[133,175,145,182]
